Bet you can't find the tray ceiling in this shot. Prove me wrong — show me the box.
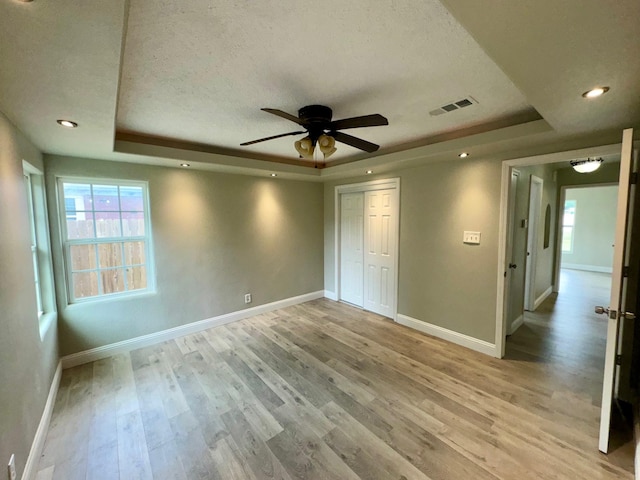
[115,0,536,164]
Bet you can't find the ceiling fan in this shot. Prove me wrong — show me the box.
[240,105,388,160]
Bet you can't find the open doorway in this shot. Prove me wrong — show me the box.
[500,157,622,344]
[496,145,635,465]
[556,183,618,281]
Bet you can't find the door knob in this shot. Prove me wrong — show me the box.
[508,263,517,269]
[595,307,636,320]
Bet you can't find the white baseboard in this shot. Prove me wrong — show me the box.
[61,290,324,369]
[324,290,338,301]
[396,314,498,357]
[533,286,553,310]
[508,315,524,335]
[562,263,613,274]
[22,361,62,480]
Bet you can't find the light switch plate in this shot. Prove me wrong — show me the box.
[463,231,481,245]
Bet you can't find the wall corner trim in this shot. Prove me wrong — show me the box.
[533,286,554,311]
[22,361,62,480]
[61,290,325,369]
[396,314,498,357]
[324,290,338,301]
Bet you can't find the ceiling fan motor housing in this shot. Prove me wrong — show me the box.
[298,105,333,124]
[299,105,333,144]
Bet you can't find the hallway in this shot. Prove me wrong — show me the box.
[506,268,633,468]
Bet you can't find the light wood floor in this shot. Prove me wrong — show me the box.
[37,285,633,479]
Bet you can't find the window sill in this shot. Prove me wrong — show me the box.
[66,289,157,307]
[39,311,57,342]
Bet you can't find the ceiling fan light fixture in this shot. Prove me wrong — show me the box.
[570,157,603,173]
[294,136,314,160]
[318,134,337,159]
[241,105,388,160]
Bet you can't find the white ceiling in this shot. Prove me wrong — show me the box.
[0,0,638,177]
[116,0,534,162]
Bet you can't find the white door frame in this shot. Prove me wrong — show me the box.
[495,143,623,358]
[334,177,400,320]
[524,175,543,311]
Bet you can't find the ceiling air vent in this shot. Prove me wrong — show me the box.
[429,96,478,116]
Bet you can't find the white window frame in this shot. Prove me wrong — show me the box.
[562,199,576,254]
[24,171,43,315]
[57,177,155,303]
[23,161,56,338]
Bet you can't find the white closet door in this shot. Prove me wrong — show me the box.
[363,189,397,317]
[339,192,364,307]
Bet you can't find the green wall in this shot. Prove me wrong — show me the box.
[324,156,502,344]
[45,156,325,356]
[562,185,618,271]
[0,113,59,478]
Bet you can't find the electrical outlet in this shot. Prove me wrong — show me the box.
[244,293,252,304]
[8,454,16,480]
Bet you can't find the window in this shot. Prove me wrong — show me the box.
[23,162,55,332]
[24,172,43,315]
[64,197,77,220]
[562,199,576,253]
[59,179,153,302]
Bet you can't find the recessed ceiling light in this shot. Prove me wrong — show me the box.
[458,152,469,158]
[582,86,609,98]
[180,163,190,167]
[270,173,277,177]
[57,119,77,128]
[366,170,373,174]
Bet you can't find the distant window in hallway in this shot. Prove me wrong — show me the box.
[562,199,576,253]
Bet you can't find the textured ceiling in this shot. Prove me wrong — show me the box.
[115,0,535,163]
[0,0,638,177]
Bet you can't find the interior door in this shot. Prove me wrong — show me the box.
[363,188,397,317]
[505,169,520,334]
[339,192,364,307]
[524,176,543,311]
[598,128,636,453]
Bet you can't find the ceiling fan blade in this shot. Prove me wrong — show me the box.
[240,130,305,146]
[261,108,305,125]
[330,114,388,130]
[332,131,380,153]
